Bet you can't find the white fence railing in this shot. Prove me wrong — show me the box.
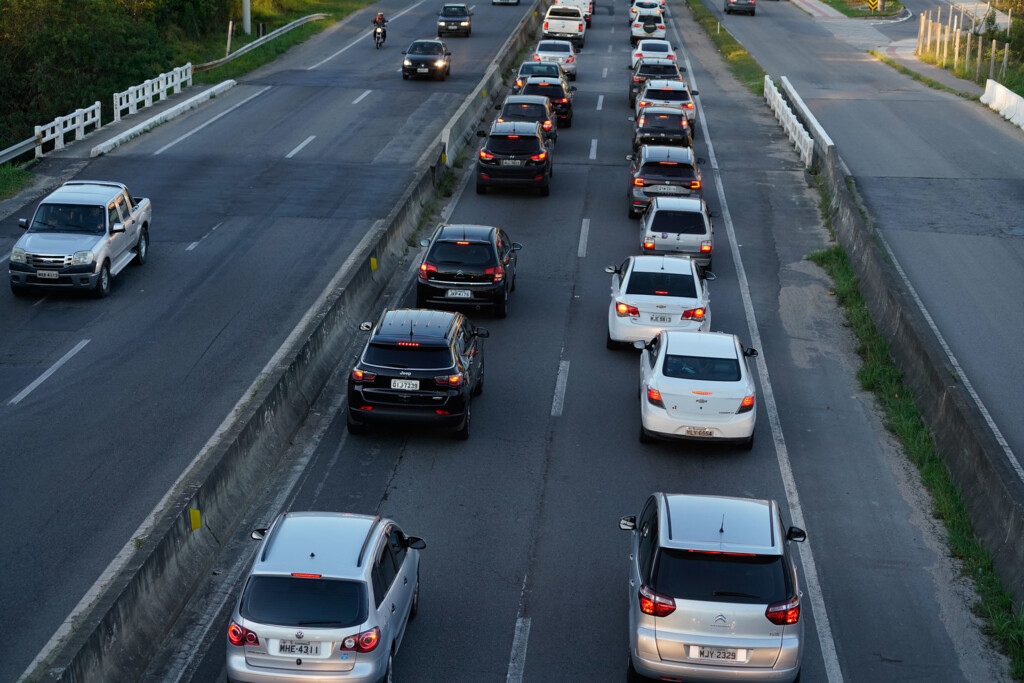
[33,102,102,159]
[981,78,1024,132]
[113,64,192,122]
[763,76,813,167]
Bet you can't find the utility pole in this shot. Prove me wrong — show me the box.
[243,0,251,35]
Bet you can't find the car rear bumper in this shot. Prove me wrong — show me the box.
[418,281,502,307]
[640,399,755,441]
[632,648,799,682]
[608,314,708,343]
[226,648,384,683]
[477,165,550,187]
[640,243,711,267]
[348,405,466,429]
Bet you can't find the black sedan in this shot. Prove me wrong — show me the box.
[402,39,452,81]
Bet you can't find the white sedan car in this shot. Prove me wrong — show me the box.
[635,330,758,448]
[532,39,577,80]
[630,38,676,69]
[606,255,713,348]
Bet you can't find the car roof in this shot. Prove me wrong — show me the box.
[441,3,469,8]
[630,254,695,275]
[644,79,689,90]
[504,94,551,107]
[638,105,686,116]
[639,145,695,163]
[374,308,460,343]
[537,40,574,49]
[488,120,543,136]
[519,61,562,71]
[637,38,672,46]
[662,330,738,359]
[650,196,707,213]
[660,494,782,556]
[433,223,497,242]
[253,511,383,578]
[44,181,127,205]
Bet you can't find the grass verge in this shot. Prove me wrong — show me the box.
[0,164,34,202]
[869,50,980,100]
[815,0,903,18]
[682,0,766,95]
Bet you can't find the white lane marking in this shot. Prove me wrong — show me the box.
[602,67,608,78]
[877,232,1023,480]
[589,139,598,160]
[154,86,272,155]
[610,26,615,33]
[186,222,223,251]
[307,0,431,69]
[578,218,590,258]
[671,19,846,683]
[597,94,604,110]
[353,89,372,104]
[285,135,316,159]
[551,359,570,416]
[607,44,613,53]
[1,253,9,264]
[505,617,531,683]
[8,339,90,406]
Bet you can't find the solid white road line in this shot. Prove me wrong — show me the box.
[671,18,846,683]
[578,218,590,258]
[154,86,272,155]
[1,254,9,264]
[352,89,372,104]
[186,222,223,251]
[597,94,604,110]
[589,139,598,160]
[285,135,316,159]
[505,617,531,683]
[551,359,570,416]
[8,339,90,406]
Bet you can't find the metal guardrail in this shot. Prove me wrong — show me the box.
[194,14,328,72]
[0,137,36,166]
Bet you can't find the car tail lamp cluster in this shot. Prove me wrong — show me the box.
[643,240,656,250]
[228,622,259,646]
[681,307,706,320]
[682,102,695,109]
[435,373,464,387]
[690,180,702,191]
[419,262,437,280]
[530,150,548,161]
[646,386,663,406]
[616,301,640,317]
[765,596,800,625]
[480,149,495,161]
[638,584,675,616]
[486,265,505,282]
[738,393,755,413]
[543,20,548,29]
[700,240,712,254]
[351,368,377,382]
[340,627,381,652]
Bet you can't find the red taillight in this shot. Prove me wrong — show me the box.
[531,55,539,63]
[638,100,649,108]
[738,394,755,413]
[351,368,377,382]
[634,52,642,59]
[543,20,549,29]
[633,76,643,82]
[435,374,464,386]
[543,120,552,130]
[657,23,665,28]
[643,240,656,250]
[228,622,259,646]
[646,386,663,406]
[681,307,706,320]
[638,584,675,616]
[633,177,645,186]
[485,264,505,282]
[578,22,584,30]
[340,627,381,653]
[419,262,437,280]
[397,341,419,347]
[683,102,694,109]
[517,77,525,87]
[566,56,575,63]
[530,151,547,161]
[700,241,712,253]
[766,596,800,625]
[480,149,495,160]
[637,116,646,126]
[691,180,702,191]
[615,301,640,317]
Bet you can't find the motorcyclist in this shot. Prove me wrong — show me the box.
[372,12,388,44]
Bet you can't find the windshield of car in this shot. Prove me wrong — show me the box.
[240,576,369,627]
[427,242,494,265]
[652,549,789,604]
[662,354,740,381]
[521,83,566,99]
[646,89,690,102]
[441,5,467,15]
[486,135,543,154]
[501,104,548,122]
[409,42,442,55]
[649,210,706,234]
[640,114,687,130]
[639,162,696,180]
[364,343,454,369]
[626,271,696,298]
[30,203,106,234]
[538,42,571,53]
[638,65,680,78]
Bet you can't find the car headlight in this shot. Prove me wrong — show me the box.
[460,20,470,25]
[10,247,27,264]
[438,19,445,24]
[403,58,412,66]
[435,59,446,67]
[72,250,96,266]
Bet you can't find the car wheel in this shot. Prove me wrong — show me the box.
[578,38,585,49]
[409,569,421,619]
[382,650,394,683]
[570,72,577,81]
[455,401,471,440]
[606,332,619,350]
[563,115,573,129]
[628,206,638,219]
[347,413,366,435]
[495,286,509,317]
[539,182,550,198]
[510,265,517,291]
[473,359,485,396]
[627,653,648,682]
[133,228,149,265]
[438,69,446,81]
[93,262,111,299]
[476,181,487,195]
[639,423,654,444]
[741,433,754,450]
[10,283,29,297]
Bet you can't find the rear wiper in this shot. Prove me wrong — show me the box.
[712,591,760,599]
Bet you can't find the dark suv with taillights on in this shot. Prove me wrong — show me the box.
[417,224,522,318]
[475,121,553,196]
[631,105,693,153]
[627,145,704,218]
[347,308,487,439]
[519,76,576,127]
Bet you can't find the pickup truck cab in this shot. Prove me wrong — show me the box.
[543,5,586,48]
[9,180,152,298]
[554,0,593,26]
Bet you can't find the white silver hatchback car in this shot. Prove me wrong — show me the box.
[639,196,714,270]
[635,330,758,448]
[621,493,806,682]
[532,39,577,80]
[605,255,713,348]
[630,39,676,69]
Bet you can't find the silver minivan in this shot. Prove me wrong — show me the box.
[639,196,715,270]
[621,493,806,682]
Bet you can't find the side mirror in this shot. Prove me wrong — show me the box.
[406,536,427,549]
[419,238,430,247]
[786,526,806,542]
[474,327,490,338]
[251,528,268,541]
[619,515,637,531]
[476,130,487,138]
[569,86,578,92]
[604,265,618,274]
[698,157,707,165]
[494,104,502,111]
[744,347,759,358]
[703,271,716,280]
[709,210,721,218]
[625,154,634,161]
[627,115,635,121]
[18,218,27,229]
[691,89,699,96]
[512,242,523,250]
[401,51,407,55]
[359,322,373,331]
[111,222,125,233]
[633,340,647,350]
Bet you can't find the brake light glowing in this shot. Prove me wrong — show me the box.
[480,150,495,160]
[531,151,548,161]
[738,393,755,413]
[637,116,646,126]
[340,627,381,652]
[633,178,645,186]
[638,584,675,616]
[638,100,649,108]
[616,302,640,317]
[700,241,712,253]
[351,368,377,382]
[543,120,552,130]
[566,56,574,63]
[643,241,656,250]
[578,22,584,30]
[692,390,712,395]
[485,265,505,282]
[683,102,694,109]
[766,597,800,625]
[497,117,507,123]
[419,262,437,280]
[543,20,549,29]
[657,23,665,28]
[397,341,420,347]
[682,307,706,320]
[456,241,470,245]
[435,374,464,386]
[291,573,321,578]
[690,180,702,190]
[507,135,520,139]
[646,386,663,406]
[228,622,259,646]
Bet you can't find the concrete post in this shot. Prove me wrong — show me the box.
[976,36,983,81]
[942,24,949,67]
[989,39,996,80]
[954,21,961,71]
[243,0,251,35]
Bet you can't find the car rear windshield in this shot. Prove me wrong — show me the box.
[626,272,696,298]
[639,162,696,180]
[538,42,571,53]
[522,64,560,77]
[428,242,494,265]
[662,354,740,381]
[646,89,690,102]
[638,65,680,78]
[640,43,669,52]
[502,104,548,121]
[652,549,789,604]
[640,114,686,130]
[522,84,566,100]
[548,7,580,16]
[364,343,453,369]
[649,210,706,235]
[240,576,369,627]
[487,135,543,154]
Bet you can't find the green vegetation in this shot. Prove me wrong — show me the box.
[681,0,766,95]
[815,0,903,18]
[0,165,35,202]
[869,50,980,99]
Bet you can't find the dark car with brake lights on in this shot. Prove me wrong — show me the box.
[402,39,452,80]
[629,57,684,107]
[437,3,472,36]
[626,145,704,218]
[630,105,693,153]
[347,308,487,439]
[417,224,522,318]
[519,75,576,127]
[475,121,553,196]
[495,94,558,145]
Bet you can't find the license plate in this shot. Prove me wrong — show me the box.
[36,270,59,279]
[417,67,429,73]
[685,427,715,437]
[649,185,683,194]
[501,159,522,166]
[391,379,420,390]
[446,289,472,298]
[279,640,321,656]
[697,647,737,660]
[649,314,673,323]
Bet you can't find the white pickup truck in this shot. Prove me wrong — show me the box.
[543,5,586,48]
[9,180,152,298]
[554,0,593,25]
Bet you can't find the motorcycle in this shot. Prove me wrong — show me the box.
[374,25,385,49]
